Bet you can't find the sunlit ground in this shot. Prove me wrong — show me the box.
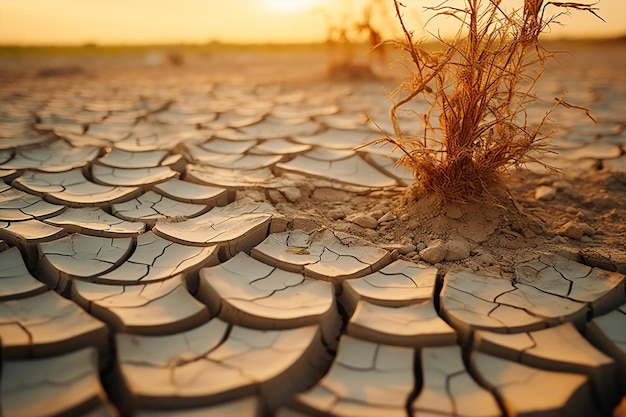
[0,2,625,417]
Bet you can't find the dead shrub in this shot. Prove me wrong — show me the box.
[373,0,601,202]
[324,0,389,79]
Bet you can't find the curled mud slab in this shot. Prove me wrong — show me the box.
[0,46,625,416]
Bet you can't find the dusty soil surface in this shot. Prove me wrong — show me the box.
[2,41,625,278]
[265,167,626,277]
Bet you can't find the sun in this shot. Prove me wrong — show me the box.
[263,0,318,12]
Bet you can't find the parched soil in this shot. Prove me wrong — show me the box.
[267,168,626,277]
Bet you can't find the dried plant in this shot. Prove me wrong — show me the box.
[375,0,601,202]
[324,0,389,79]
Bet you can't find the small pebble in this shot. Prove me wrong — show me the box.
[553,181,573,191]
[420,240,446,264]
[535,186,556,201]
[558,221,584,240]
[445,239,471,261]
[267,189,284,204]
[327,208,346,220]
[399,213,410,221]
[581,223,595,236]
[368,209,384,220]
[346,213,378,229]
[279,187,301,203]
[378,212,395,223]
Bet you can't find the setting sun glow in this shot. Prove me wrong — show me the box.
[0,0,623,46]
[263,0,319,12]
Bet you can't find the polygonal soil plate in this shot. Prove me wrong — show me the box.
[112,191,208,225]
[38,233,133,291]
[73,275,209,335]
[203,112,263,130]
[0,220,66,266]
[0,246,47,301]
[276,152,397,188]
[1,348,113,417]
[0,290,108,359]
[117,320,328,410]
[197,252,339,341]
[205,153,283,170]
[347,300,457,347]
[585,302,626,388]
[470,351,599,416]
[153,201,274,259]
[293,335,414,417]
[514,253,625,316]
[251,229,393,282]
[292,128,378,150]
[13,168,141,207]
[440,259,625,342]
[185,165,286,189]
[250,138,311,155]
[316,112,368,130]
[239,116,320,139]
[0,134,50,150]
[115,130,207,152]
[185,139,257,161]
[0,188,65,221]
[97,148,181,169]
[272,102,338,119]
[1,140,99,172]
[154,110,217,125]
[153,178,234,206]
[96,231,219,287]
[341,259,437,314]
[474,322,618,410]
[91,165,178,187]
[413,345,501,417]
[44,207,146,237]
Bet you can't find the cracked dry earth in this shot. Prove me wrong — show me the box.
[0,44,625,417]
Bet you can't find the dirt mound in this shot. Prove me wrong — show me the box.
[266,168,626,277]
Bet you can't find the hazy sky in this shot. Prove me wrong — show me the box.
[0,0,623,45]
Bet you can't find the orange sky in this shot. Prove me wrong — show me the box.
[0,0,623,46]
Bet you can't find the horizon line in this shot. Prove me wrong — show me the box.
[2,33,625,49]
